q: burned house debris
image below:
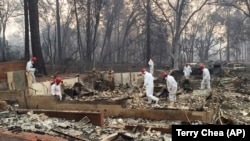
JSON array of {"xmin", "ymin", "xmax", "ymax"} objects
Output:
[{"xmin": 0, "ymin": 61, "xmax": 250, "ymax": 140}]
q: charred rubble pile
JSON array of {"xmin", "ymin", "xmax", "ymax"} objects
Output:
[
  {"xmin": 61, "ymin": 68, "xmax": 250, "ymax": 125},
  {"xmin": 0, "ymin": 109, "xmax": 179, "ymax": 141}
]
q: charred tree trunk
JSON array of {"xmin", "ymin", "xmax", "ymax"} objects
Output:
[
  {"xmin": 2, "ymin": 23, "xmax": 6, "ymax": 61},
  {"xmin": 86, "ymin": 0, "xmax": 92, "ymax": 67},
  {"xmin": 56, "ymin": 0, "xmax": 62, "ymax": 64},
  {"xmin": 74, "ymin": 0, "xmax": 83, "ymax": 72},
  {"xmin": 24, "ymin": 0, "xmax": 30, "ymax": 61},
  {"xmin": 146, "ymin": 0, "xmax": 151, "ymax": 66},
  {"xmin": 92, "ymin": 0, "xmax": 103, "ymax": 68},
  {"xmin": 28, "ymin": 0, "xmax": 47, "ymax": 75}
]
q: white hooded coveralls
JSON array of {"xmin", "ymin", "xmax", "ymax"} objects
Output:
[
  {"xmin": 143, "ymin": 71, "xmax": 159, "ymax": 103},
  {"xmin": 201, "ymin": 68, "xmax": 211, "ymax": 90},
  {"xmin": 148, "ymin": 59, "xmax": 154, "ymax": 75},
  {"xmin": 183, "ymin": 65, "xmax": 192, "ymax": 79},
  {"xmin": 26, "ymin": 60, "xmax": 36, "ymax": 83},
  {"xmin": 51, "ymin": 83, "xmax": 62, "ymax": 100},
  {"xmin": 166, "ymin": 75, "xmax": 178, "ymax": 102}
]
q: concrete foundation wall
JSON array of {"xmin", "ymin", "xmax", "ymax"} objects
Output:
[{"xmin": 0, "ymin": 92, "xmax": 214, "ymax": 123}]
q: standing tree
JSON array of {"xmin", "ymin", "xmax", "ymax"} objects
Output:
[
  {"xmin": 24, "ymin": 0, "xmax": 30, "ymax": 61},
  {"xmin": 219, "ymin": 0, "xmax": 250, "ymax": 61},
  {"xmin": 56, "ymin": 0, "xmax": 62, "ymax": 64},
  {"xmin": 0, "ymin": 0, "xmax": 19, "ymax": 61},
  {"xmin": 146, "ymin": 0, "xmax": 151, "ymax": 66},
  {"xmin": 92, "ymin": 0, "xmax": 106, "ymax": 68},
  {"xmin": 221, "ymin": 0, "xmax": 250, "ymax": 18},
  {"xmin": 100, "ymin": 0, "xmax": 120, "ymax": 63},
  {"xmin": 28, "ymin": 0, "xmax": 47, "ymax": 75},
  {"xmin": 86, "ymin": 0, "xmax": 92, "ymax": 66},
  {"xmin": 73, "ymin": 0, "xmax": 84, "ymax": 71},
  {"xmin": 154, "ymin": 0, "xmax": 208, "ymax": 69},
  {"xmin": 119, "ymin": 1, "xmax": 142, "ymax": 63}
]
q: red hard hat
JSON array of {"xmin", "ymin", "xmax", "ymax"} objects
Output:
[
  {"xmin": 141, "ymin": 68, "xmax": 147, "ymax": 74},
  {"xmin": 199, "ymin": 64, "xmax": 204, "ymax": 70},
  {"xmin": 162, "ymin": 72, "xmax": 168, "ymax": 78},
  {"xmin": 32, "ymin": 57, "xmax": 37, "ymax": 62},
  {"xmin": 185, "ymin": 63, "xmax": 188, "ymax": 66},
  {"xmin": 55, "ymin": 77, "xmax": 62, "ymax": 83}
]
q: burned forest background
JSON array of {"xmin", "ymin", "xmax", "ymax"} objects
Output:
[{"xmin": 1, "ymin": 0, "xmax": 250, "ymax": 74}]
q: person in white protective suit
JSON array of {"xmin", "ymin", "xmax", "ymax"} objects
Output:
[
  {"xmin": 148, "ymin": 55, "xmax": 154, "ymax": 76},
  {"xmin": 26, "ymin": 57, "xmax": 37, "ymax": 83},
  {"xmin": 162, "ymin": 71, "xmax": 178, "ymax": 107},
  {"xmin": 51, "ymin": 77, "xmax": 63, "ymax": 101},
  {"xmin": 183, "ymin": 63, "xmax": 192, "ymax": 80},
  {"xmin": 199, "ymin": 64, "xmax": 211, "ymax": 90},
  {"xmin": 141, "ymin": 68, "xmax": 159, "ymax": 106}
]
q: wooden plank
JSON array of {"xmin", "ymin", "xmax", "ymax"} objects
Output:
[{"xmin": 16, "ymin": 109, "xmax": 104, "ymax": 127}]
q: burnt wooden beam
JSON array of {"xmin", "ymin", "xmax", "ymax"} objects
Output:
[{"xmin": 16, "ymin": 109, "xmax": 104, "ymax": 127}]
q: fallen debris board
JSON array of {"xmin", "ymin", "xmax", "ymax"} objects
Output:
[
  {"xmin": 16, "ymin": 109, "xmax": 104, "ymax": 127},
  {"xmin": 0, "ymin": 128, "xmax": 67, "ymax": 141}
]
